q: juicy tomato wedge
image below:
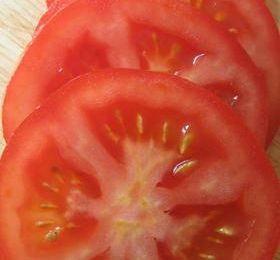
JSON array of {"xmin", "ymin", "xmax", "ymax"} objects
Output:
[
  {"xmin": 0, "ymin": 70, "xmax": 279, "ymax": 260},
  {"xmin": 43, "ymin": 0, "xmax": 280, "ymax": 144},
  {"xmin": 3, "ymin": 0, "xmax": 268, "ymax": 145}
]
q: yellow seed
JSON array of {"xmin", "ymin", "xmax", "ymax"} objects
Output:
[
  {"xmin": 35, "ymin": 220, "xmax": 54, "ymax": 227},
  {"xmin": 119, "ymin": 195, "xmax": 131, "ymax": 205},
  {"xmin": 173, "ymin": 160, "xmax": 197, "ymax": 175},
  {"xmin": 115, "ymin": 110, "xmax": 125, "ymax": 128},
  {"xmin": 162, "ymin": 121, "xmax": 169, "ymax": 143},
  {"xmin": 169, "ymin": 43, "xmax": 181, "ymax": 59},
  {"xmin": 40, "ymin": 203, "xmax": 58, "ymax": 209},
  {"xmin": 228, "ymin": 27, "xmax": 239, "ymax": 34},
  {"xmin": 45, "ymin": 226, "xmax": 62, "ymax": 242},
  {"xmin": 195, "ymin": 0, "xmax": 204, "ymax": 9},
  {"xmin": 215, "ymin": 226, "xmax": 235, "ymax": 236},
  {"xmin": 42, "ymin": 182, "xmax": 59, "ymax": 193},
  {"xmin": 140, "ymin": 198, "xmax": 149, "ymax": 208},
  {"xmin": 214, "ymin": 11, "xmax": 227, "ymax": 22},
  {"xmin": 104, "ymin": 124, "xmax": 120, "ymax": 143},
  {"xmin": 152, "ymin": 33, "xmax": 160, "ymax": 55},
  {"xmin": 179, "ymin": 133, "xmax": 193, "ymax": 154},
  {"xmin": 199, "ymin": 253, "xmax": 216, "ymax": 259},
  {"xmin": 71, "ymin": 175, "xmax": 82, "ymax": 185},
  {"xmin": 136, "ymin": 113, "xmax": 144, "ymax": 134},
  {"xmin": 206, "ymin": 236, "xmax": 224, "ymax": 244},
  {"xmin": 54, "ymin": 172, "xmax": 65, "ymax": 184}
]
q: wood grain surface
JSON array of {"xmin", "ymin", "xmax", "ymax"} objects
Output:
[{"xmin": 0, "ymin": 0, "xmax": 279, "ymax": 258}]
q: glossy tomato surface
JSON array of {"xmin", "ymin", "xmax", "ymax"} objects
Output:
[
  {"xmin": 0, "ymin": 70, "xmax": 279, "ymax": 260},
  {"xmin": 3, "ymin": 0, "xmax": 267, "ymax": 145},
  {"xmin": 44, "ymin": 0, "xmax": 280, "ymax": 143}
]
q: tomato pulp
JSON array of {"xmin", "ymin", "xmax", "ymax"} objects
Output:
[
  {"xmin": 44, "ymin": 0, "xmax": 280, "ymax": 143},
  {"xmin": 0, "ymin": 70, "xmax": 279, "ymax": 259},
  {"xmin": 3, "ymin": 0, "xmax": 267, "ymax": 145}
]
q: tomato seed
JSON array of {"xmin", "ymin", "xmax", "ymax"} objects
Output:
[{"xmin": 42, "ymin": 182, "xmax": 59, "ymax": 193}]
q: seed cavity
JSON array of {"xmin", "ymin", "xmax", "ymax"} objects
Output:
[
  {"xmin": 45, "ymin": 226, "xmax": 63, "ymax": 242},
  {"xmin": 162, "ymin": 121, "xmax": 169, "ymax": 143},
  {"xmin": 215, "ymin": 226, "xmax": 234, "ymax": 236},
  {"xmin": 35, "ymin": 220, "xmax": 55, "ymax": 227},
  {"xmin": 136, "ymin": 113, "xmax": 144, "ymax": 134},
  {"xmin": 199, "ymin": 253, "xmax": 216, "ymax": 259},
  {"xmin": 42, "ymin": 182, "xmax": 59, "ymax": 193},
  {"xmin": 173, "ymin": 160, "xmax": 197, "ymax": 175}
]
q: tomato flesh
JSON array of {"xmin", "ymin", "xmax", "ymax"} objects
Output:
[
  {"xmin": 3, "ymin": 0, "xmax": 268, "ymax": 145},
  {"xmin": 44, "ymin": 0, "xmax": 280, "ymax": 143},
  {"xmin": 0, "ymin": 70, "xmax": 279, "ymax": 259}
]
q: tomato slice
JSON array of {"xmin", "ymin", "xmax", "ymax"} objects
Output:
[
  {"xmin": 47, "ymin": 0, "xmax": 55, "ymax": 7},
  {"xmin": 43, "ymin": 0, "xmax": 280, "ymax": 144},
  {"xmin": 0, "ymin": 70, "xmax": 279, "ymax": 259},
  {"xmin": 3, "ymin": 0, "xmax": 268, "ymax": 145}
]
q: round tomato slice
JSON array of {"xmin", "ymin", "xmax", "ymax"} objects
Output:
[
  {"xmin": 0, "ymin": 70, "xmax": 279, "ymax": 260},
  {"xmin": 3, "ymin": 0, "xmax": 268, "ymax": 145}
]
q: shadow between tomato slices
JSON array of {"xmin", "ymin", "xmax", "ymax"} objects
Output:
[
  {"xmin": 0, "ymin": 70, "xmax": 279, "ymax": 260},
  {"xmin": 3, "ymin": 0, "xmax": 268, "ymax": 145}
]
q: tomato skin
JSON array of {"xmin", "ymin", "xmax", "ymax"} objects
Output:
[
  {"xmin": 0, "ymin": 70, "xmax": 279, "ymax": 259},
  {"xmin": 189, "ymin": 0, "xmax": 280, "ymax": 144},
  {"xmin": 3, "ymin": 0, "xmax": 268, "ymax": 146},
  {"xmin": 234, "ymin": 0, "xmax": 280, "ymax": 143},
  {"xmin": 42, "ymin": 0, "xmax": 280, "ymax": 144}
]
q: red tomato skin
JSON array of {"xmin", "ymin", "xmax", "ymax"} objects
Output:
[
  {"xmin": 41, "ymin": 0, "xmax": 280, "ymax": 144},
  {"xmin": 3, "ymin": 0, "xmax": 269, "ymax": 146},
  {"xmin": 193, "ymin": 0, "xmax": 280, "ymax": 144},
  {"xmin": 0, "ymin": 70, "xmax": 280, "ymax": 260},
  {"xmin": 230, "ymin": 0, "xmax": 280, "ymax": 143}
]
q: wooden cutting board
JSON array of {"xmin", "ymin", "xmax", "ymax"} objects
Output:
[{"xmin": 1, "ymin": 0, "xmax": 279, "ymax": 175}]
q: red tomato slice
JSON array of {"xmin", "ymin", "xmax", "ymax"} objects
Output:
[
  {"xmin": 3, "ymin": 0, "xmax": 268, "ymax": 145},
  {"xmin": 43, "ymin": 0, "xmax": 280, "ymax": 144},
  {"xmin": 0, "ymin": 70, "xmax": 279, "ymax": 259},
  {"xmin": 47, "ymin": 0, "xmax": 55, "ymax": 7}
]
